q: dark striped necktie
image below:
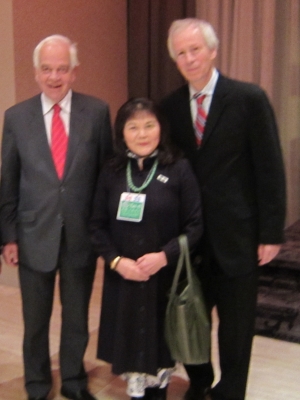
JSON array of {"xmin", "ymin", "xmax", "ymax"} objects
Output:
[{"xmin": 194, "ymin": 93, "xmax": 207, "ymax": 146}]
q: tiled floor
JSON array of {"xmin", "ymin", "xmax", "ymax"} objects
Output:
[{"xmin": 0, "ymin": 263, "xmax": 300, "ymax": 400}]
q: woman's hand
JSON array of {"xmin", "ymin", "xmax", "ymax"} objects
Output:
[
  {"xmin": 136, "ymin": 251, "xmax": 167, "ymax": 276},
  {"xmin": 115, "ymin": 257, "xmax": 150, "ymax": 281}
]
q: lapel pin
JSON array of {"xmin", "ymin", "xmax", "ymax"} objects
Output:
[{"xmin": 157, "ymin": 174, "xmax": 169, "ymax": 183}]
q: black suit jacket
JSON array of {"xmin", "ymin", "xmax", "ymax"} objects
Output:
[
  {"xmin": 0, "ymin": 91, "xmax": 112, "ymax": 272},
  {"xmin": 161, "ymin": 74, "xmax": 286, "ymax": 276}
]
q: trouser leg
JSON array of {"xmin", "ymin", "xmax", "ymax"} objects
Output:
[
  {"xmin": 211, "ymin": 270, "xmax": 258, "ymax": 400},
  {"xmin": 184, "ymin": 363, "xmax": 214, "ymax": 390},
  {"xmin": 19, "ymin": 264, "xmax": 56, "ymax": 398},
  {"xmin": 59, "ymin": 258, "xmax": 96, "ymax": 391},
  {"xmin": 184, "ymin": 256, "xmax": 258, "ymax": 400}
]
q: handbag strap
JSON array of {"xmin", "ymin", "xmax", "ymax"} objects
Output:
[{"xmin": 169, "ymin": 235, "xmax": 194, "ymax": 299}]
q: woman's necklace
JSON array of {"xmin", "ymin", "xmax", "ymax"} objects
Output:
[{"xmin": 126, "ymin": 158, "xmax": 158, "ymax": 193}]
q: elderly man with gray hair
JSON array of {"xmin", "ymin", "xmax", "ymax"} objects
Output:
[{"xmin": 0, "ymin": 35, "xmax": 112, "ymax": 400}]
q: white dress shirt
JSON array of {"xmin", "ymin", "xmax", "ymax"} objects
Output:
[
  {"xmin": 41, "ymin": 89, "xmax": 72, "ymax": 144},
  {"xmin": 189, "ymin": 68, "xmax": 219, "ymax": 123}
]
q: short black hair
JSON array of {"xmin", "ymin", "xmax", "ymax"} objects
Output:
[{"xmin": 111, "ymin": 97, "xmax": 181, "ymax": 170}]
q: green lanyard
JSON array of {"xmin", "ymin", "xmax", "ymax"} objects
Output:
[{"xmin": 126, "ymin": 159, "xmax": 158, "ymax": 193}]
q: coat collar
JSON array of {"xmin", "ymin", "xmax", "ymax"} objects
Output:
[
  {"xmin": 200, "ymin": 74, "xmax": 231, "ymax": 148},
  {"xmin": 63, "ymin": 92, "xmax": 87, "ymax": 179}
]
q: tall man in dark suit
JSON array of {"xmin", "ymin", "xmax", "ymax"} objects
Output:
[
  {"xmin": 0, "ymin": 35, "xmax": 112, "ymax": 400},
  {"xmin": 161, "ymin": 19, "xmax": 286, "ymax": 400}
]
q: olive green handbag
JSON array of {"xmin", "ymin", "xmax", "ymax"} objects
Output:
[{"xmin": 165, "ymin": 235, "xmax": 211, "ymax": 364}]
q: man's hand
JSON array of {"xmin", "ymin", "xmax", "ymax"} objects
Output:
[
  {"xmin": 257, "ymin": 244, "xmax": 281, "ymax": 266},
  {"xmin": 2, "ymin": 243, "xmax": 19, "ymax": 267},
  {"xmin": 136, "ymin": 251, "xmax": 167, "ymax": 276}
]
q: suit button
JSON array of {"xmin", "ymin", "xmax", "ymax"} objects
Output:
[{"xmin": 60, "ymin": 186, "xmax": 65, "ymax": 193}]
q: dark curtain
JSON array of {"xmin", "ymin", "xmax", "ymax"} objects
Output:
[{"xmin": 127, "ymin": 0, "xmax": 196, "ymax": 101}]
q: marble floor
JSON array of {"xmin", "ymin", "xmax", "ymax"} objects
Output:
[{"xmin": 0, "ymin": 262, "xmax": 300, "ymax": 400}]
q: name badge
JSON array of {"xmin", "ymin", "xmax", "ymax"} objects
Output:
[{"xmin": 117, "ymin": 192, "xmax": 146, "ymax": 222}]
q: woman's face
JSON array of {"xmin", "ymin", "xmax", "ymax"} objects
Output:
[{"xmin": 123, "ymin": 110, "xmax": 161, "ymax": 158}]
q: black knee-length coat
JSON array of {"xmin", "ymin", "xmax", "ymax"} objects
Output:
[{"xmin": 89, "ymin": 156, "xmax": 202, "ymax": 375}]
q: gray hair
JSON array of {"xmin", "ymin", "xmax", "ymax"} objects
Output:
[
  {"xmin": 33, "ymin": 34, "xmax": 79, "ymax": 69},
  {"xmin": 167, "ymin": 18, "xmax": 219, "ymax": 60}
]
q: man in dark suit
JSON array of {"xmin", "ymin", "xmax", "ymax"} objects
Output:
[
  {"xmin": 0, "ymin": 35, "xmax": 112, "ymax": 400},
  {"xmin": 161, "ymin": 19, "xmax": 286, "ymax": 400}
]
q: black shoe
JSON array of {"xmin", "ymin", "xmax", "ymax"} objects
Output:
[
  {"xmin": 61, "ymin": 388, "xmax": 96, "ymax": 400},
  {"xmin": 184, "ymin": 386, "xmax": 211, "ymax": 400},
  {"xmin": 28, "ymin": 397, "xmax": 48, "ymax": 400},
  {"xmin": 209, "ymin": 393, "xmax": 239, "ymax": 400},
  {"xmin": 145, "ymin": 387, "xmax": 167, "ymax": 400}
]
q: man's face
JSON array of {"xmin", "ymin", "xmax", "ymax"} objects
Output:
[
  {"xmin": 35, "ymin": 41, "xmax": 76, "ymax": 103},
  {"xmin": 172, "ymin": 26, "xmax": 217, "ymax": 91}
]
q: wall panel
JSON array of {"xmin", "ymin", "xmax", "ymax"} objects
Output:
[{"xmin": 12, "ymin": 0, "xmax": 127, "ymax": 118}]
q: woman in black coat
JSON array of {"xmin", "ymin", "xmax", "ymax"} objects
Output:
[{"xmin": 89, "ymin": 98, "xmax": 202, "ymax": 400}]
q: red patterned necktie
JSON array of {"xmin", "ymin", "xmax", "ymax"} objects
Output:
[
  {"xmin": 194, "ymin": 93, "xmax": 207, "ymax": 146},
  {"xmin": 51, "ymin": 104, "xmax": 68, "ymax": 179}
]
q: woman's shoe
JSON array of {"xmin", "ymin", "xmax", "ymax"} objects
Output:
[{"xmin": 144, "ymin": 386, "xmax": 167, "ymax": 400}]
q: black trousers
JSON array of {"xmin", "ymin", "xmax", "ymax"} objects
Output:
[
  {"xmin": 185, "ymin": 262, "xmax": 258, "ymax": 400},
  {"xmin": 18, "ymin": 234, "xmax": 96, "ymax": 398}
]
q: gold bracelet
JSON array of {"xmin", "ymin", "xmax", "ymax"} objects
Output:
[{"xmin": 110, "ymin": 256, "xmax": 123, "ymax": 270}]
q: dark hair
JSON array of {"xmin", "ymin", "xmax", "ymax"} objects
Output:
[{"xmin": 110, "ymin": 97, "xmax": 181, "ymax": 170}]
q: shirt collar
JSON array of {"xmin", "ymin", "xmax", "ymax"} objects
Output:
[
  {"xmin": 41, "ymin": 89, "xmax": 72, "ymax": 115},
  {"xmin": 189, "ymin": 68, "xmax": 219, "ymax": 100},
  {"xmin": 127, "ymin": 149, "xmax": 158, "ymax": 160}
]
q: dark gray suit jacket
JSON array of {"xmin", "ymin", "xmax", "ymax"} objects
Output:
[
  {"xmin": 161, "ymin": 74, "xmax": 286, "ymax": 276},
  {"xmin": 0, "ymin": 91, "xmax": 112, "ymax": 272}
]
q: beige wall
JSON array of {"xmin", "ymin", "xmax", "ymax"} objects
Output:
[
  {"xmin": 12, "ymin": 0, "xmax": 128, "ymax": 118},
  {"xmin": 0, "ymin": 0, "xmax": 128, "ymax": 286},
  {"xmin": 0, "ymin": 0, "xmax": 16, "ymax": 135},
  {"xmin": 0, "ymin": 0, "xmax": 16, "ymax": 286}
]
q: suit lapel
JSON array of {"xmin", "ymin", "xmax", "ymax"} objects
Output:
[
  {"xmin": 176, "ymin": 79, "xmax": 230, "ymax": 151},
  {"xmin": 28, "ymin": 96, "xmax": 58, "ymax": 176},
  {"xmin": 63, "ymin": 92, "xmax": 85, "ymax": 178},
  {"xmin": 201, "ymin": 74, "xmax": 230, "ymax": 147},
  {"xmin": 179, "ymin": 85, "xmax": 198, "ymax": 149}
]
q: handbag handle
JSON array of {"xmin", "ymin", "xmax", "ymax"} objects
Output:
[{"xmin": 169, "ymin": 235, "xmax": 195, "ymax": 299}]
